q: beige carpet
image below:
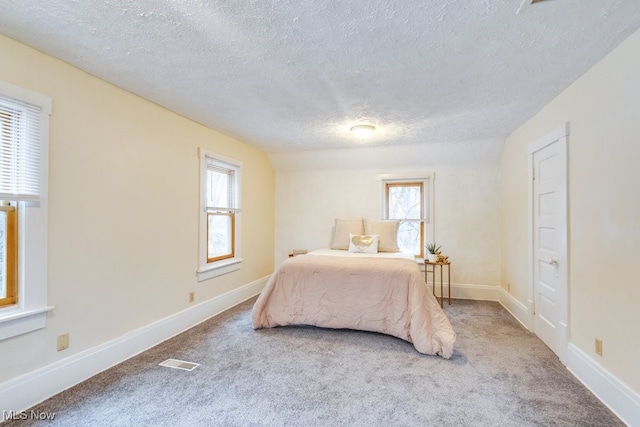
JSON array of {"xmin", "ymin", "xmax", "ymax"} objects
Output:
[{"xmin": 5, "ymin": 298, "xmax": 623, "ymax": 426}]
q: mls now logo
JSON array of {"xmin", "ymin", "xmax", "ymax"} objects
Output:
[{"xmin": 3, "ymin": 410, "xmax": 56, "ymax": 421}]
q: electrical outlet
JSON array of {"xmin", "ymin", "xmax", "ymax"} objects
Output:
[
  {"xmin": 189, "ymin": 291, "xmax": 195, "ymax": 303},
  {"xmin": 57, "ymin": 333, "xmax": 69, "ymax": 351},
  {"xmin": 595, "ymin": 338, "xmax": 603, "ymax": 356}
]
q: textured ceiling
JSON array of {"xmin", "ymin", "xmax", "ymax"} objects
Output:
[{"xmin": 1, "ymin": 0, "xmax": 640, "ymax": 153}]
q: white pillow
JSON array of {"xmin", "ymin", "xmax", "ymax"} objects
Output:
[
  {"xmin": 331, "ymin": 218, "xmax": 364, "ymax": 250},
  {"xmin": 348, "ymin": 233, "xmax": 379, "ymax": 254},
  {"xmin": 363, "ymin": 218, "xmax": 400, "ymax": 252}
]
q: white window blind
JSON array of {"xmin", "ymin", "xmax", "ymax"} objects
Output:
[
  {"xmin": 0, "ymin": 95, "xmax": 42, "ymax": 201},
  {"xmin": 205, "ymin": 158, "xmax": 239, "ymax": 213}
]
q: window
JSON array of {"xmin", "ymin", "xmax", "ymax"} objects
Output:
[
  {"xmin": 0, "ymin": 81, "xmax": 51, "ymax": 340},
  {"xmin": 206, "ymin": 161, "xmax": 236, "ymax": 262},
  {"xmin": 380, "ymin": 174, "xmax": 432, "ymax": 258},
  {"xmin": 0, "ymin": 203, "xmax": 18, "ymax": 307},
  {"xmin": 198, "ymin": 149, "xmax": 242, "ymax": 281}
]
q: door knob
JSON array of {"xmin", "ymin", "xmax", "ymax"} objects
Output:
[{"xmin": 549, "ymin": 258, "xmax": 559, "ymax": 267}]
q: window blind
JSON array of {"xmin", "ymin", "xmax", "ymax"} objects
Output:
[
  {"xmin": 0, "ymin": 95, "xmax": 42, "ymax": 201},
  {"xmin": 205, "ymin": 157, "xmax": 239, "ymax": 212}
]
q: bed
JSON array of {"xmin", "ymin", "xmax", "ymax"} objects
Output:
[{"xmin": 252, "ymin": 218, "xmax": 456, "ymax": 359}]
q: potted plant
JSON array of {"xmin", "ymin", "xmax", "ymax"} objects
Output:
[{"xmin": 426, "ymin": 243, "xmax": 441, "ymax": 262}]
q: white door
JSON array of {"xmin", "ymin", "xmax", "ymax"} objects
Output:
[{"xmin": 528, "ymin": 124, "xmax": 568, "ymax": 363}]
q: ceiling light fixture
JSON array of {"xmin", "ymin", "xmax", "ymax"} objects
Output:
[{"xmin": 350, "ymin": 124, "xmax": 376, "ymax": 139}]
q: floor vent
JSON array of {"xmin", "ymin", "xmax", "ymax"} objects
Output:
[{"xmin": 159, "ymin": 359, "xmax": 200, "ymax": 371}]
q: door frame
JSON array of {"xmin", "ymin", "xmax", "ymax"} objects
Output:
[{"xmin": 527, "ymin": 122, "xmax": 569, "ymax": 364}]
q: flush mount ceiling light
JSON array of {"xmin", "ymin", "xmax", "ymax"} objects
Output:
[{"xmin": 350, "ymin": 124, "xmax": 376, "ymax": 139}]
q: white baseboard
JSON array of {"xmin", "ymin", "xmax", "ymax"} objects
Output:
[
  {"xmin": 567, "ymin": 343, "xmax": 640, "ymax": 427},
  {"xmin": 0, "ymin": 276, "xmax": 269, "ymax": 414},
  {"xmin": 498, "ymin": 287, "xmax": 532, "ymax": 330},
  {"xmin": 431, "ymin": 282, "xmax": 499, "ymax": 301}
]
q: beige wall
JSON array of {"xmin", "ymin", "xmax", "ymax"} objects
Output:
[
  {"xmin": 0, "ymin": 34, "xmax": 275, "ymax": 383},
  {"xmin": 270, "ymin": 139, "xmax": 503, "ymax": 288},
  {"xmin": 501, "ymin": 28, "xmax": 640, "ymax": 393}
]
